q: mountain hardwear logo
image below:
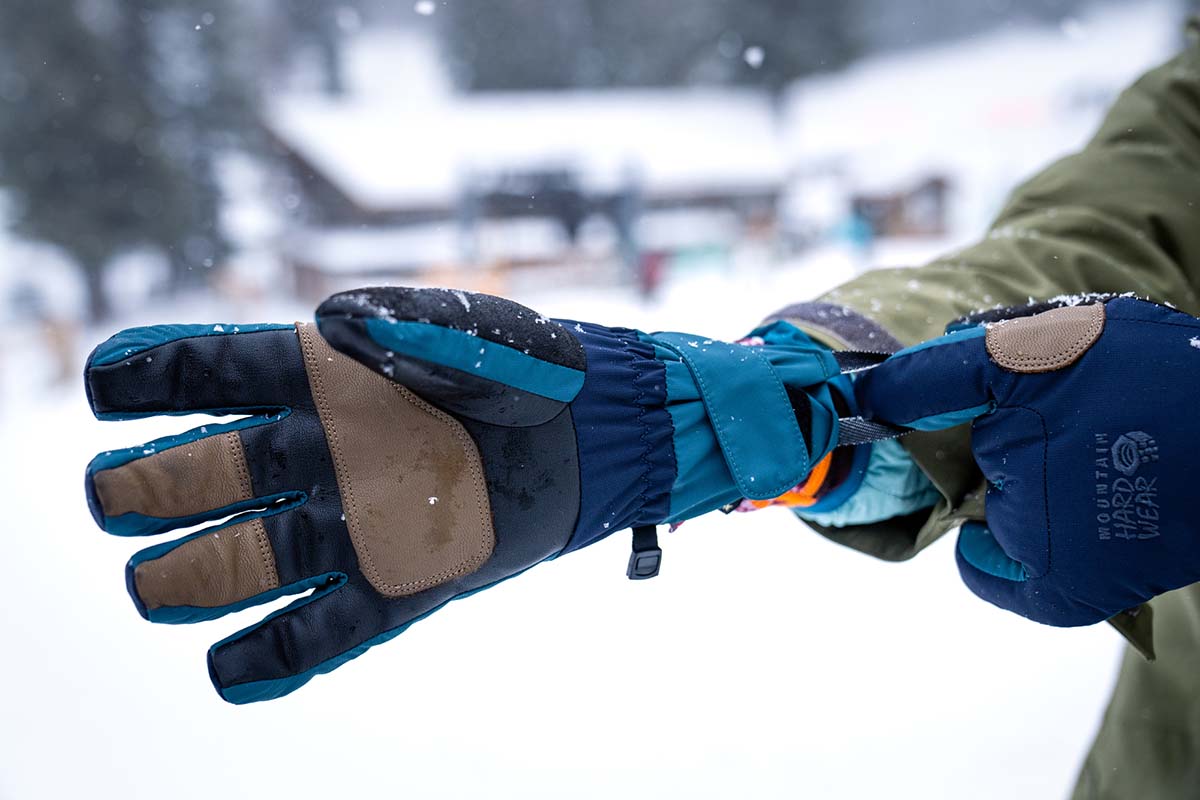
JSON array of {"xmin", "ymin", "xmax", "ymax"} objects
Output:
[
  {"xmin": 1111, "ymin": 432, "xmax": 1158, "ymax": 477},
  {"xmin": 1094, "ymin": 431, "xmax": 1161, "ymax": 541}
]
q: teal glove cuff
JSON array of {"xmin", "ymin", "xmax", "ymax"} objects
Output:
[
  {"xmin": 653, "ymin": 330, "xmax": 823, "ymax": 499},
  {"xmin": 645, "ymin": 321, "xmax": 846, "ymax": 522}
]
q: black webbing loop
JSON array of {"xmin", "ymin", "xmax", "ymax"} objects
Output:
[
  {"xmin": 627, "ymin": 525, "xmax": 662, "ymax": 580},
  {"xmin": 836, "ymin": 416, "xmax": 910, "ymax": 447},
  {"xmin": 829, "ymin": 350, "xmax": 911, "ymax": 447},
  {"xmin": 832, "ymin": 350, "xmax": 891, "ymax": 374}
]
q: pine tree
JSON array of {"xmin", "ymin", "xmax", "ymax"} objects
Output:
[
  {"xmin": 436, "ymin": 0, "xmax": 862, "ymax": 92},
  {"xmin": 0, "ymin": 1, "xmax": 253, "ymax": 321}
]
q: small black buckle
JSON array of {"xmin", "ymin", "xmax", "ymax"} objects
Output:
[{"xmin": 627, "ymin": 525, "xmax": 661, "ymax": 580}]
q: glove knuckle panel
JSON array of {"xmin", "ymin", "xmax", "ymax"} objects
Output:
[{"xmin": 985, "ymin": 303, "xmax": 1105, "ymax": 374}]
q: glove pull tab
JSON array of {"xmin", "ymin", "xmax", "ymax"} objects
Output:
[{"xmin": 626, "ymin": 525, "xmax": 662, "ymax": 580}]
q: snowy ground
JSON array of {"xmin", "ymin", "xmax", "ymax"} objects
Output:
[{"xmin": 0, "ymin": 244, "xmax": 1122, "ymax": 800}]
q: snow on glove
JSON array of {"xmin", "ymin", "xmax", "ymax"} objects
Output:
[
  {"xmin": 855, "ymin": 295, "xmax": 1200, "ymax": 627},
  {"xmin": 84, "ymin": 286, "xmax": 856, "ymax": 703}
]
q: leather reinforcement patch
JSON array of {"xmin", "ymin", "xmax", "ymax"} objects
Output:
[
  {"xmin": 985, "ymin": 303, "xmax": 1105, "ymax": 374},
  {"xmin": 93, "ymin": 431, "xmax": 253, "ymax": 520},
  {"xmin": 134, "ymin": 517, "xmax": 279, "ymax": 610},
  {"xmin": 296, "ymin": 323, "xmax": 495, "ymax": 598}
]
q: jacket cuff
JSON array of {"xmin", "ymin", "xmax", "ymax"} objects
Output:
[
  {"xmin": 764, "ymin": 300, "xmax": 983, "ymax": 562},
  {"xmin": 763, "ymin": 301, "xmax": 905, "ymax": 354}
]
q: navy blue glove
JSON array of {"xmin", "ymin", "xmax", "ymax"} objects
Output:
[
  {"xmin": 855, "ymin": 296, "xmax": 1200, "ymax": 626},
  {"xmin": 85, "ymin": 286, "xmax": 857, "ymax": 702}
]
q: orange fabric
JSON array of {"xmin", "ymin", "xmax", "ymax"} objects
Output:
[{"xmin": 743, "ymin": 451, "xmax": 833, "ymax": 510}]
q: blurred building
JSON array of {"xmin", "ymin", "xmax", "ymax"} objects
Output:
[{"xmin": 263, "ymin": 31, "xmax": 786, "ymax": 298}]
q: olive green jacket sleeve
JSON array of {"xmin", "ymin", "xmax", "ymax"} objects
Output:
[
  {"xmin": 835, "ymin": 19, "xmax": 1200, "ymax": 346},
  {"xmin": 769, "ymin": 25, "xmax": 1200, "ymax": 651}
]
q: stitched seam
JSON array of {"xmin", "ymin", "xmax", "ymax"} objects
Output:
[
  {"xmin": 226, "ymin": 431, "xmax": 254, "ymax": 503},
  {"xmin": 380, "ymin": 382, "xmax": 493, "ymax": 591},
  {"xmin": 251, "ymin": 517, "xmax": 280, "ymax": 591},
  {"xmin": 302, "ymin": 326, "xmax": 372, "ymax": 588},
  {"xmin": 1035, "ymin": 404, "xmax": 1052, "ymax": 581},
  {"xmin": 627, "ymin": 338, "xmax": 654, "ymax": 521},
  {"xmin": 298, "ymin": 324, "xmax": 493, "ymax": 597},
  {"xmin": 681, "ymin": 342, "xmax": 805, "ymax": 498},
  {"xmin": 997, "ymin": 404, "xmax": 1052, "ymax": 582},
  {"xmin": 227, "ymin": 433, "xmax": 279, "ymax": 591},
  {"xmin": 300, "ymin": 327, "xmax": 382, "ymax": 590},
  {"xmin": 1106, "ymin": 315, "xmax": 1200, "ymax": 332},
  {"xmin": 987, "ymin": 313, "xmax": 1103, "ymax": 370}
]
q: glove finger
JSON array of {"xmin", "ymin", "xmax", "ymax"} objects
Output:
[
  {"xmin": 85, "ymin": 419, "xmax": 295, "ymax": 536},
  {"xmin": 955, "ymin": 522, "xmax": 1110, "ymax": 627},
  {"xmin": 126, "ymin": 514, "xmax": 324, "ymax": 623},
  {"xmin": 969, "ymin": 406, "xmax": 1054, "ymax": 578},
  {"xmin": 206, "ymin": 577, "xmax": 398, "ymax": 704},
  {"xmin": 315, "ymin": 286, "xmax": 586, "ymax": 426},
  {"xmin": 85, "ymin": 324, "xmax": 298, "ymax": 419},
  {"xmin": 855, "ymin": 326, "xmax": 995, "ymax": 432},
  {"xmin": 955, "ymin": 522, "xmax": 1032, "ymax": 615}
]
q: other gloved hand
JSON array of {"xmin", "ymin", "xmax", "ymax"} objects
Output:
[
  {"xmin": 85, "ymin": 286, "xmax": 856, "ymax": 702},
  {"xmin": 855, "ymin": 296, "xmax": 1200, "ymax": 626}
]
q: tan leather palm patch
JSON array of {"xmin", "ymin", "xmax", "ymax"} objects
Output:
[
  {"xmin": 135, "ymin": 518, "xmax": 279, "ymax": 610},
  {"xmin": 297, "ymin": 324, "xmax": 494, "ymax": 598},
  {"xmin": 986, "ymin": 303, "xmax": 1105, "ymax": 374},
  {"xmin": 93, "ymin": 431, "xmax": 252, "ymax": 520}
]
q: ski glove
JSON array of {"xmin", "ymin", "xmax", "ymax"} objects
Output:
[
  {"xmin": 84, "ymin": 286, "xmax": 856, "ymax": 703},
  {"xmin": 856, "ymin": 296, "xmax": 1200, "ymax": 627}
]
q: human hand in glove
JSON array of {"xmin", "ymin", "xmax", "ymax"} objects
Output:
[
  {"xmin": 856, "ymin": 296, "xmax": 1200, "ymax": 627},
  {"xmin": 84, "ymin": 286, "xmax": 858, "ymax": 703}
]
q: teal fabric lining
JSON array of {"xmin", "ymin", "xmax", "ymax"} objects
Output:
[
  {"xmin": 959, "ymin": 522, "xmax": 1028, "ymax": 582},
  {"xmin": 798, "ymin": 432, "xmax": 873, "ymax": 514},
  {"xmin": 362, "ymin": 318, "xmax": 585, "ymax": 402},
  {"xmin": 796, "ymin": 439, "xmax": 941, "ymax": 527},
  {"xmin": 903, "ymin": 401, "xmax": 994, "ymax": 431},
  {"xmin": 90, "ymin": 323, "xmax": 291, "ymax": 366}
]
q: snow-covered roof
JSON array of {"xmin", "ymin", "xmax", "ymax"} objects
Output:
[
  {"xmin": 266, "ymin": 34, "xmax": 788, "ymax": 214},
  {"xmin": 269, "ymin": 1, "xmax": 1179, "ymax": 228}
]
